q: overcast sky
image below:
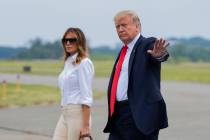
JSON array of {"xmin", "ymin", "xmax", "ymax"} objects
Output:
[{"xmin": 0, "ymin": 0, "xmax": 209, "ymax": 48}]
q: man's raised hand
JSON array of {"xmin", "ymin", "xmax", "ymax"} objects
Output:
[{"xmin": 147, "ymin": 38, "xmax": 170, "ymax": 58}]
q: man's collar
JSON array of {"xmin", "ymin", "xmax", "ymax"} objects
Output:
[{"xmin": 127, "ymin": 33, "xmax": 141, "ymax": 50}]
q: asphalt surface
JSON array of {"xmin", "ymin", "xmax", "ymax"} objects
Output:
[
  {"xmin": 0, "ymin": 74, "xmax": 210, "ymax": 140},
  {"xmin": 0, "ymin": 74, "xmax": 108, "ymax": 91}
]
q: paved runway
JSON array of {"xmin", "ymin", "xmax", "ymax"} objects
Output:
[{"xmin": 0, "ymin": 74, "xmax": 210, "ymax": 140}]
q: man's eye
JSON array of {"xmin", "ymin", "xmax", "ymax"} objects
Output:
[
  {"xmin": 122, "ymin": 24, "xmax": 127, "ymax": 27},
  {"xmin": 116, "ymin": 25, "xmax": 120, "ymax": 29}
]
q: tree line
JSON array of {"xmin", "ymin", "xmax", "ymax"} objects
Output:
[{"xmin": 0, "ymin": 37, "xmax": 210, "ymax": 62}]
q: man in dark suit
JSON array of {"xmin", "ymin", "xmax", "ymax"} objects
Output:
[{"xmin": 103, "ymin": 10, "xmax": 169, "ymax": 140}]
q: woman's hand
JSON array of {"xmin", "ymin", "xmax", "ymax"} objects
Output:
[
  {"xmin": 80, "ymin": 125, "xmax": 90, "ymax": 138},
  {"xmin": 81, "ymin": 104, "xmax": 91, "ymax": 139}
]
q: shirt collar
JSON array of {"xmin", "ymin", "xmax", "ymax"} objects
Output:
[
  {"xmin": 67, "ymin": 52, "xmax": 78, "ymax": 62},
  {"xmin": 127, "ymin": 33, "xmax": 141, "ymax": 51}
]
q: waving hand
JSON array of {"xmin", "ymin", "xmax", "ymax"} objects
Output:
[{"xmin": 147, "ymin": 38, "xmax": 170, "ymax": 58}]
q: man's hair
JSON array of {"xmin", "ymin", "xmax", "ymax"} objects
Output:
[{"xmin": 114, "ymin": 10, "xmax": 141, "ymax": 27}]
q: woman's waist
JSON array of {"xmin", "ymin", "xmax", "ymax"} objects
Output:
[
  {"xmin": 61, "ymin": 90, "xmax": 80, "ymax": 96},
  {"xmin": 61, "ymin": 104, "xmax": 82, "ymax": 110}
]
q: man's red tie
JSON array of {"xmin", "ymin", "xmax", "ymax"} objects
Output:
[{"xmin": 110, "ymin": 45, "xmax": 128, "ymax": 116}]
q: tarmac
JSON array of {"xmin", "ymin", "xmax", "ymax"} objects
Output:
[{"xmin": 0, "ymin": 74, "xmax": 210, "ymax": 140}]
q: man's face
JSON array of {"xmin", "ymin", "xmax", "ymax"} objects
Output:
[{"xmin": 115, "ymin": 15, "xmax": 140, "ymax": 44}]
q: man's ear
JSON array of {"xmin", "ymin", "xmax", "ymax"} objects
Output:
[{"xmin": 136, "ymin": 23, "xmax": 141, "ymax": 32}]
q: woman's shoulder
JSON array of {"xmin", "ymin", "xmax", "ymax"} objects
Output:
[
  {"xmin": 79, "ymin": 57, "xmax": 94, "ymax": 70},
  {"xmin": 81, "ymin": 57, "xmax": 93, "ymax": 65},
  {"xmin": 78, "ymin": 57, "xmax": 94, "ymax": 74}
]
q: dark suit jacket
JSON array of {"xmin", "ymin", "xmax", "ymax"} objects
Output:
[{"xmin": 103, "ymin": 35, "xmax": 169, "ymax": 135}]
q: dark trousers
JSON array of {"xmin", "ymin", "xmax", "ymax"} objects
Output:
[{"xmin": 108, "ymin": 100, "xmax": 159, "ymax": 140}]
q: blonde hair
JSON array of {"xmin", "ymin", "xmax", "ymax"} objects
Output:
[
  {"xmin": 61, "ymin": 27, "xmax": 88, "ymax": 65},
  {"xmin": 114, "ymin": 10, "xmax": 141, "ymax": 28}
]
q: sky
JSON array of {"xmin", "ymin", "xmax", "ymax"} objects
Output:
[{"xmin": 0, "ymin": 0, "xmax": 209, "ymax": 48}]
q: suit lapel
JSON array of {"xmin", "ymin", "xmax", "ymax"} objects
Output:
[{"xmin": 128, "ymin": 35, "xmax": 144, "ymax": 79}]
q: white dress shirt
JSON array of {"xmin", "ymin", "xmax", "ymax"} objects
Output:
[
  {"xmin": 116, "ymin": 33, "xmax": 141, "ymax": 101},
  {"xmin": 58, "ymin": 53, "xmax": 94, "ymax": 107}
]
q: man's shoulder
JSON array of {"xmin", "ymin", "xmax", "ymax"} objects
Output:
[
  {"xmin": 136, "ymin": 36, "xmax": 156, "ymax": 49},
  {"xmin": 142, "ymin": 36, "xmax": 156, "ymax": 44}
]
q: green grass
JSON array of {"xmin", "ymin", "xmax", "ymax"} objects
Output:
[
  {"xmin": 0, "ymin": 83, "xmax": 104, "ymax": 108},
  {"xmin": 0, "ymin": 59, "xmax": 114, "ymax": 77},
  {"xmin": 1, "ymin": 60, "xmax": 210, "ymax": 84},
  {"xmin": 93, "ymin": 60, "xmax": 114, "ymax": 77},
  {"xmin": 0, "ymin": 84, "xmax": 60, "ymax": 108},
  {"xmin": 0, "ymin": 60, "xmax": 63, "ymax": 76},
  {"xmin": 162, "ymin": 63, "xmax": 210, "ymax": 84},
  {"xmin": 94, "ymin": 61, "xmax": 210, "ymax": 84}
]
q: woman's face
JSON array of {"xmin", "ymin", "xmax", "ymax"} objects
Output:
[{"xmin": 62, "ymin": 32, "xmax": 78, "ymax": 55}]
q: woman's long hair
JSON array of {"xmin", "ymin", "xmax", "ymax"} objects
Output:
[{"xmin": 61, "ymin": 27, "xmax": 88, "ymax": 64}]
